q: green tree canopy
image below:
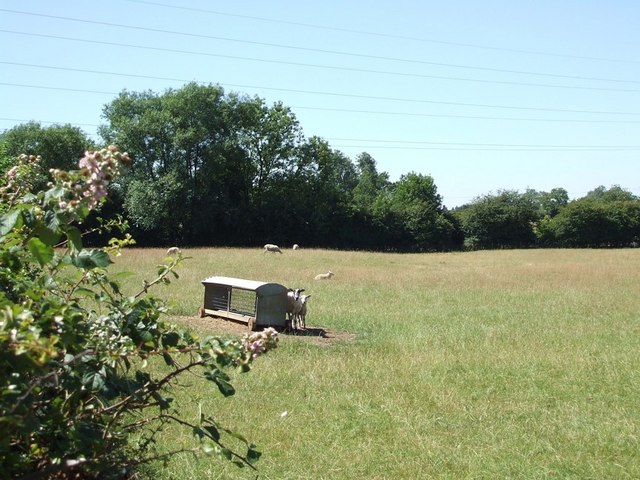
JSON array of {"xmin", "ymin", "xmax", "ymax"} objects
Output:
[
  {"xmin": 537, "ymin": 186, "xmax": 640, "ymax": 247},
  {"xmin": 1, "ymin": 121, "xmax": 95, "ymax": 180},
  {"xmin": 456, "ymin": 190, "xmax": 540, "ymax": 249}
]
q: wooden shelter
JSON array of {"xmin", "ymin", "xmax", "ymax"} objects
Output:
[{"xmin": 199, "ymin": 276, "xmax": 289, "ymax": 330}]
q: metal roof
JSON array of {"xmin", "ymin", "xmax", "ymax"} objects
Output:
[{"xmin": 201, "ymin": 276, "xmax": 284, "ymax": 292}]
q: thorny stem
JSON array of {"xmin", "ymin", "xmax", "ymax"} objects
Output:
[
  {"xmin": 158, "ymin": 413, "xmax": 258, "ymax": 471},
  {"xmin": 99, "ymin": 356, "xmax": 207, "ymax": 417},
  {"xmin": 134, "ymin": 257, "xmax": 180, "ymax": 299}
]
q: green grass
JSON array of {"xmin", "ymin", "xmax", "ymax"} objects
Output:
[{"xmin": 112, "ymin": 248, "xmax": 640, "ymax": 479}]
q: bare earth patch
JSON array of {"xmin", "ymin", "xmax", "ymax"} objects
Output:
[{"xmin": 170, "ymin": 315, "xmax": 356, "ymax": 347}]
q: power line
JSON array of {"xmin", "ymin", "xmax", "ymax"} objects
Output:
[
  {"xmin": 2, "ymin": 8, "xmax": 639, "ymax": 85},
  {"xmin": 0, "ymin": 82, "xmax": 117, "ymax": 96},
  {"xmin": 292, "ymin": 105, "xmax": 640, "ymax": 123},
  {"xmin": 0, "ymin": 117, "xmax": 100, "ymax": 128},
  {"xmin": 4, "ymin": 61, "xmax": 640, "ymax": 116},
  {"xmin": 3, "ymin": 116, "xmax": 640, "ymax": 151},
  {"xmin": 327, "ymin": 137, "xmax": 640, "ymax": 148},
  {"xmin": 122, "ymin": 0, "xmax": 640, "ymax": 65},
  {"xmin": 3, "ymin": 29, "xmax": 640, "ymax": 93},
  {"xmin": 4, "ymin": 81, "xmax": 640, "ymax": 123},
  {"xmin": 332, "ymin": 145, "xmax": 640, "ymax": 152}
]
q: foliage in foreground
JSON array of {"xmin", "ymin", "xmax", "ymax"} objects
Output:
[{"xmin": 0, "ymin": 149, "xmax": 278, "ymax": 478}]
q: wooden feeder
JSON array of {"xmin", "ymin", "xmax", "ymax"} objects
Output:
[{"xmin": 199, "ymin": 276, "xmax": 289, "ymax": 330}]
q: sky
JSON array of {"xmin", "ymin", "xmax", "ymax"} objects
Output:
[{"xmin": 1, "ymin": 0, "xmax": 639, "ymax": 208}]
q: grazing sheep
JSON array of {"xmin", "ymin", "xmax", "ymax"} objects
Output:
[
  {"xmin": 314, "ymin": 271, "xmax": 334, "ymax": 280},
  {"xmin": 166, "ymin": 246, "xmax": 180, "ymax": 256},
  {"xmin": 297, "ymin": 294, "xmax": 311, "ymax": 329},
  {"xmin": 292, "ymin": 244, "xmax": 300, "ymax": 250},
  {"xmin": 286, "ymin": 288, "xmax": 304, "ymax": 328},
  {"xmin": 263, "ymin": 243, "xmax": 282, "ymax": 254}
]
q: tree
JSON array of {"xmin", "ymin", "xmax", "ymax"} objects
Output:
[
  {"xmin": 538, "ymin": 192, "xmax": 640, "ymax": 247},
  {"xmin": 352, "ymin": 152, "xmax": 389, "ymax": 211},
  {"xmin": 293, "ymin": 137, "xmax": 358, "ymax": 247},
  {"xmin": 230, "ymin": 96, "xmax": 305, "ymax": 242},
  {"xmin": 123, "ymin": 170, "xmax": 189, "ymax": 245},
  {"xmin": 539, "ymin": 187, "xmax": 569, "ymax": 217},
  {"xmin": 1, "ymin": 122, "xmax": 95, "ymax": 185},
  {"xmin": 100, "ymin": 84, "xmax": 312, "ymax": 246},
  {"xmin": 380, "ymin": 172, "xmax": 462, "ymax": 251},
  {"xmin": 457, "ymin": 190, "xmax": 540, "ymax": 249},
  {"xmin": 584, "ymin": 185, "xmax": 637, "ymax": 203}
]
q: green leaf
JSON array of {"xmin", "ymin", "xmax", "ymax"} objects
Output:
[
  {"xmin": 108, "ymin": 281, "xmax": 121, "ymax": 295},
  {"xmin": 27, "ymin": 237, "xmax": 54, "ymax": 266},
  {"xmin": 225, "ymin": 429, "xmax": 248, "ymax": 444},
  {"xmin": 161, "ymin": 331, "xmax": 180, "ymax": 348},
  {"xmin": 151, "ymin": 391, "xmax": 172, "ymax": 410},
  {"xmin": 35, "ymin": 224, "xmax": 60, "ymax": 247},
  {"xmin": 201, "ymin": 443, "xmax": 215, "ymax": 455},
  {"xmin": 66, "ymin": 226, "xmax": 83, "ymax": 252},
  {"xmin": 44, "ymin": 185, "xmax": 65, "ymax": 204},
  {"xmin": 220, "ymin": 448, "xmax": 233, "ymax": 461},
  {"xmin": 203, "ymin": 425, "xmax": 220, "ymax": 442},
  {"xmin": 0, "ymin": 209, "xmax": 21, "ymax": 238},
  {"xmin": 82, "ymin": 371, "xmax": 105, "ymax": 391},
  {"xmin": 72, "ymin": 249, "xmax": 113, "ymax": 269},
  {"xmin": 42, "ymin": 210, "xmax": 62, "ymax": 241},
  {"xmin": 161, "ymin": 351, "xmax": 175, "ymax": 366},
  {"xmin": 246, "ymin": 447, "xmax": 262, "ymax": 464},
  {"xmin": 74, "ymin": 287, "xmax": 97, "ymax": 298},
  {"xmin": 114, "ymin": 271, "xmax": 136, "ymax": 280},
  {"xmin": 204, "ymin": 370, "xmax": 236, "ymax": 397}
]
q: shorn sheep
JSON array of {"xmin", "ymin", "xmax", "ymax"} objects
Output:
[
  {"xmin": 263, "ymin": 243, "xmax": 282, "ymax": 254},
  {"xmin": 297, "ymin": 294, "xmax": 311, "ymax": 329},
  {"xmin": 286, "ymin": 288, "xmax": 304, "ymax": 328},
  {"xmin": 314, "ymin": 271, "xmax": 334, "ymax": 280}
]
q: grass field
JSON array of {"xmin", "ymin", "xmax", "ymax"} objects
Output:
[{"xmin": 112, "ymin": 248, "xmax": 640, "ymax": 479}]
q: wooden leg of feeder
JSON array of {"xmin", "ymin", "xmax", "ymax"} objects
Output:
[
  {"xmin": 198, "ymin": 306, "xmax": 205, "ymax": 318},
  {"xmin": 247, "ymin": 317, "xmax": 257, "ymax": 331}
]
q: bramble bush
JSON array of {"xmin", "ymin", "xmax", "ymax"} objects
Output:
[{"xmin": 0, "ymin": 147, "xmax": 278, "ymax": 478}]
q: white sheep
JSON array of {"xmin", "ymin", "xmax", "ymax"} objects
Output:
[
  {"xmin": 314, "ymin": 271, "xmax": 334, "ymax": 280},
  {"xmin": 166, "ymin": 246, "xmax": 180, "ymax": 256},
  {"xmin": 263, "ymin": 243, "xmax": 282, "ymax": 254},
  {"xmin": 286, "ymin": 288, "xmax": 304, "ymax": 328},
  {"xmin": 292, "ymin": 244, "xmax": 300, "ymax": 250},
  {"xmin": 297, "ymin": 294, "xmax": 311, "ymax": 329}
]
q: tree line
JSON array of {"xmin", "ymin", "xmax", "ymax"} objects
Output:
[{"xmin": 2, "ymin": 82, "xmax": 639, "ymax": 250}]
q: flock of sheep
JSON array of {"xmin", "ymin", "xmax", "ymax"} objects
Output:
[{"xmin": 263, "ymin": 243, "xmax": 334, "ymax": 330}]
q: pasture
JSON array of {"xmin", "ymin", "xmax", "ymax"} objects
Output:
[{"xmin": 112, "ymin": 248, "xmax": 640, "ymax": 479}]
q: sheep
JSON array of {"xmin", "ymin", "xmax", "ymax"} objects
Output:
[
  {"xmin": 286, "ymin": 288, "xmax": 304, "ymax": 328},
  {"xmin": 314, "ymin": 271, "xmax": 334, "ymax": 280},
  {"xmin": 297, "ymin": 294, "xmax": 311, "ymax": 329},
  {"xmin": 166, "ymin": 246, "xmax": 180, "ymax": 256},
  {"xmin": 263, "ymin": 243, "xmax": 282, "ymax": 254},
  {"xmin": 292, "ymin": 244, "xmax": 300, "ymax": 250}
]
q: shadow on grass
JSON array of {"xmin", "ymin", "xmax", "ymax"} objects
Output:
[{"xmin": 282, "ymin": 326, "xmax": 328, "ymax": 338}]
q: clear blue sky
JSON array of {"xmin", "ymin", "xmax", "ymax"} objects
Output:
[{"xmin": 1, "ymin": 0, "xmax": 639, "ymax": 208}]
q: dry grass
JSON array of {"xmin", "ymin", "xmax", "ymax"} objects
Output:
[{"xmin": 112, "ymin": 248, "xmax": 640, "ymax": 479}]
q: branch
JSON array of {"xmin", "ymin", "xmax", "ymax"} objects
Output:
[
  {"xmin": 9, "ymin": 349, "xmax": 95, "ymax": 415},
  {"xmin": 134, "ymin": 258, "xmax": 180, "ymax": 299},
  {"xmin": 99, "ymin": 356, "xmax": 206, "ymax": 417},
  {"xmin": 158, "ymin": 414, "xmax": 258, "ymax": 471}
]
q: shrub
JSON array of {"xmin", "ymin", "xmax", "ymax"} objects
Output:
[{"xmin": 0, "ymin": 148, "xmax": 277, "ymax": 478}]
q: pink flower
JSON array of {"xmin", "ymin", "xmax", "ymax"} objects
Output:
[{"xmin": 6, "ymin": 166, "xmax": 18, "ymax": 179}]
